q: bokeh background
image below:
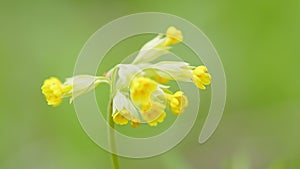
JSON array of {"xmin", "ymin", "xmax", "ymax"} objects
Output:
[{"xmin": 1, "ymin": 0, "xmax": 300, "ymax": 168}]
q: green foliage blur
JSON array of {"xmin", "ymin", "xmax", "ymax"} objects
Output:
[{"xmin": 1, "ymin": 0, "xmax": 299, "ymax": 168}]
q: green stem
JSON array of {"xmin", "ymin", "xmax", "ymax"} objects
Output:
[{"xmin": 108, "ymin": 100, "xmax": 120, "ymax": 169}]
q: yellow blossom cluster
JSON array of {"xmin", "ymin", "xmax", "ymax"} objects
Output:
[{"xmin": 41, "ymin": 26, "xmax": 212, "ymax": 128}]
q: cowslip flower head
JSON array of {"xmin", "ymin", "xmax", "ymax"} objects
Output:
[{"xmin": 42, "ymin": 26, "xmax": 212, "ymax": 128}]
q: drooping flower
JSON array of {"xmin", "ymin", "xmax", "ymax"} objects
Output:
[
  {"xmin": 132, "ymin": 26, "xmax": 182, "ymax": 65},
  {"xmin": 41, "ymin": 75, "xmax": 109, "ymax": 106},
  {"xmin": 166, "ymin": 91, "xmax": 188, "ymax": 115},
  {"xmin": 192, "ymin": 66, "xmax": 211, "ymax": 89},
  {"xmin": 112, "ymin": 91, "xmax": 140, "ymax": 126},
  {"xmin": 41, "ymin": 77, "xmax": 72, "ymax": 106},
  {"xmin": 141, "ymin": 101, "xmax": 166, "ymax": 123},
  {"xmin": 130, "ymin": 77, "xmax": 158, "ymax": 111},
  {"xmin": 113, "ymin": 111, "xmax": 129, "ymax": 125},
  {"xmin": 148, "ymin": 111, "xmax": 166, "ymax": 126},
  {"xmin": 164, "ymin": 26, "xmax": 183, "ymax": 46},
  {"xmin": 113, "ymin": 110, "xmax": 142, "ymax": 127}
]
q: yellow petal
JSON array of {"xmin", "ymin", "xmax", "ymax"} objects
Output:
[
  {"xmin": 113, "ymin": 112, "xmax": 129, "ymax": 125},
  {"xmin": 164, "ymin": 26, "xmax": 183, "ymax": 46}
]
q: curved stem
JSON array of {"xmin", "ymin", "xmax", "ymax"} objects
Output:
[{"xmin": 108, "ymin": 100, "xmax": 120, "ymax": 169}]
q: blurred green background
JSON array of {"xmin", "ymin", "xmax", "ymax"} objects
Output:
[{"xmin": 1, "ymin": 0, "xmax": 300, "ymax": 168}]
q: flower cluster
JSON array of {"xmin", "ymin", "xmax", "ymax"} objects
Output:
[{"xmin": 41, "ymin": 26, "xmax": 211, "ymax": 127}]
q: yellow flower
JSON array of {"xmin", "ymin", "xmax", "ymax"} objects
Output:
[
  {"xmin": 141, "ymin": 101, "xmax": 166, "ymax": 126},
  {"xmin": 42, "ymin": 27, "xmax": 213, "ymax": 130},
  {"xmin": 164, "ymin": 26, "xmax": 183, "ymax": 46},
  {"xmin": 42, "ymin": 75, "xmax": 109, "ymax": 106},
  {"xmin": 41, "ymin": 77, "xmax": 72, "ymax": 107},
  {"xmin": 130, "ymin": 119, "xmax": 141, "ymax": 128},
  {"xmin": 113, "ymin": 110, "xmax": 142, "ymax": 128},
  {"xmin": 167, "ymin": 91, "xmax": 188, "ymax": 115},
  {"xmin": 130, "ymin": 77, "xmax": 157, "ymax": 109},
  {"xmin": 132, "ymin": 27, "xmax": 183, "ymax": 64},
  {"xmin": 148, "ymin": 111, "xmax": 166, "ymax": 126},
  {"xmin": 113, "ymin": 111, "xmax": 129, "ymax": 125},
  {"xmin": 130, "ymin": 77, "xmax": 168, "ymax": 126},
  {"xmin": 192, "ymin": 66, "xmax": 211, "ymax": 89}
]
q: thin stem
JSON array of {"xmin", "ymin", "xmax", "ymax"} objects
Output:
[{"xmin": 108, "ymin": 100, "xmax": 120, "ymax": 169}]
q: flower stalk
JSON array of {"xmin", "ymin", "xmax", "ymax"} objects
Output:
[{"xmin": 108, "ymin": 100, "xmax": 120, "ymax": 169}]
